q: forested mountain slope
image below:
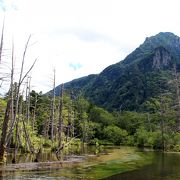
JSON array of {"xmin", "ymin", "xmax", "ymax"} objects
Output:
[{"xmin": 54, "ymin": 32, "xmax": 180, "ymax": 111}]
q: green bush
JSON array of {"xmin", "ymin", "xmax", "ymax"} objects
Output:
[
  {"xmin": 126, "ymin": 135, "xmax": 135, "ymax": 146},
  {"xmin": 135, "ymin": 127, "xmax": 149, "ymax": 147},
  {"xmin": 103, "ymin": 125, "xmax": 128, "ymax": 145}
]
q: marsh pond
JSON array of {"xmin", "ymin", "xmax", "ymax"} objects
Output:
[{"xmin": 0, "ymin": 146, "xmax": 180, "ymax": 179}]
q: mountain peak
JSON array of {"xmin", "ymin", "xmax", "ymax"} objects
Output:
[
  {"xmin": 146, "ymin": 32, "xmax": 178, "ymax": 39},
  {"xmin": 123, "ymin": 32, "xmax": 180, "ymax": 65},
  {"xmin": 144, "ymin": 32, "xmax": 180, "ymax": 45}
]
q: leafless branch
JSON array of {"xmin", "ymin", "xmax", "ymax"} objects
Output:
[
  {"xmin": 20, "ymin": 58, "xmax": 37, "ymax": 85},
  {"xmin": 0, "ymin": 19, "xmax": 4, "ymax": 64},
  {"xmin": 18, "ymin": 35, "xmax": 31, "ymax": 86}
]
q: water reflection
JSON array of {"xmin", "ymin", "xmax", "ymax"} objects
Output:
[
  {"xmin": 107, "ymin": 152, "xmax": 180, "ymax": 180},
  {"xmin": 5, "ymin": 145, "xmax": 99, "ymax": 164}
]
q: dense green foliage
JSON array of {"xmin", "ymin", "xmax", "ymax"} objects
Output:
[{"xmin": 1, "ymin": 89, "xmax": 180, "ymax": 152}]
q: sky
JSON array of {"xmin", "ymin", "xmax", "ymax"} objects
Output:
[{"xmin": 0, "ymin": 0, "xmax": 180, "ymax": 94}]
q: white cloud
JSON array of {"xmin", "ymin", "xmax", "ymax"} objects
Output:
[{"xmin": 0, "ymin": 0, "xmax": 180, "ymax": 94}]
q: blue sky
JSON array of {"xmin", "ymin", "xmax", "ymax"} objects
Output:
[{"xmin": 0, "ymin": 0, "xmax": 180, "ymax": 93}]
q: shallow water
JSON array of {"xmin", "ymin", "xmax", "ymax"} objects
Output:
[
  {"xmin": 106, "ymin": 151, "xmax": 180, "ymax": 180},
  {"xmin": 1, "ymin": 146, "xmax": 180, "ymax": 179}
]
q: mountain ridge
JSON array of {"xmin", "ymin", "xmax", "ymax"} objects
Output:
[{"xmin": 53, "ymin": 32, "xmax": 180, "ymax": 111}]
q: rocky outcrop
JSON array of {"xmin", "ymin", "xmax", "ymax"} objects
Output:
[{"xmin": 152, "ymin": 47, "xmax": 172, "ymax": 69}]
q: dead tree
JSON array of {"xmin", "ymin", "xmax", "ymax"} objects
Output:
[
  {"xmin": 32, "ymin": 92, "xmax": 37, "ymax": 132},
  {"xmin": 6, "ymin": 35, "xmax": 37, "ymax": 146},
  {"xmin": 22, "ymin": 114, "xmax": 34, "ymax": 153},
  {"xmin": 58, "ymin": 84, "xmax": 64, "ymax": 149},
  {"xmin": 0, "ymin": 19, "xmax": 4, "ymax": 64},
  {"xmin": 10, "ymin": 42, "xmax": 14, "ymax": 128},
  {"xmin": 50, "ymin": 68, "xmax": 56, "ymax": 141},
  {"xmin": 67, "ymin": 99, "xmax": 74, "ymax": 140},
  {"xmin": 0, "ymin": 42, "xmax": 14, "ymax": 164},
  {"xmin": 43, "ymin": 118, "xmax": 50, "ymax": 138},
  {"xmin": 0, "ymin": 99, "xmax": 11, "ymax": 163},
  {"xmin": 26, "ymin": 76, "xmax": 31, "ymax": 125}
]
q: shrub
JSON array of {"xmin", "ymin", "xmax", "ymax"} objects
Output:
[{"xmin": 103, "ymin": 125, "xmax": 128, "ymax": 145}]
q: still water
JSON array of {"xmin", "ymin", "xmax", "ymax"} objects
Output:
[
  {"xmin": 107, "ymin": 152, "xmax": 180, "ymax": 180},
  {"xmin": 0, "ymin": 146, "xmax": 180, "ymax": 179}
]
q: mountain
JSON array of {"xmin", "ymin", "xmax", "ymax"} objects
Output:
[{"xmin": 53, "ymin": 32, "xmax": 180, "ymax": 111}]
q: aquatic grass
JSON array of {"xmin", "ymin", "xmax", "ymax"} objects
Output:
[
  {"xmin": 52, "ymin": 147, "xmax": 154, "ymax": 179},
  {"xmin": 80, "ymin": 152, "xmax": 154, "ymax": 179},
  {"xmin": 2, "ymin": 147, "xmax": 155, "ymax": 179}
]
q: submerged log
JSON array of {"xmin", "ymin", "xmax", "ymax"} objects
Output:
[{"xmin": 0, "ymin": 156, "xmax": 85, "ymax": 172}]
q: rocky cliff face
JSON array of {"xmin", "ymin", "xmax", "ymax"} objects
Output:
[{"xmin": 152, "ymin": 47, "xmax": 172, "ymax": 69}]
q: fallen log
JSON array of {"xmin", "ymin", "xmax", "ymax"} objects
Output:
[{"xmin": 0, "ymin": 156, "xmax": 86, "ymax": 172}]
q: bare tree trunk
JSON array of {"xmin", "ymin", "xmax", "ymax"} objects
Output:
[
  {"xmin": 12, "ymin": 119, "xmax": 19, "ymax": 163},
  {"xmin": 26, "ymin": 76, "xmax": 31, "ymax": 125},
  {"xmin": 32, "ymin": 93, "xmax": 37, "ymax": 133},
  {"xmin": 6, "ymin": 36, "xmax": 37, "ymax": 145},
  {"xmin": 43, "ymin": 118, "xmax": 50, "ymax": 138},
  {"xmin": 68, "ymin": 101, "xmax": 74, "ymax": 139},
  {"xmin": 0, "ymin": 43, "xmax": 14, "ymax": 164},
  {"xmin": 58, "ymin": 84, "xmax": 64, "ymax": 149},
  {"xmin": 12, "ymin": 93, "xmax": 23, "ymax": 163},
  {"xmin": 11, "ymin": 42, "xmax": 14, "ymax": 129},
  {"xmin": 67, "ymin": 104, "xmax": 71, "ymax": 141},
  {"xmin": 50, "ymin": 69, "xmax": 56, "ymax": 141},
  {"xmin": 0, "ymin": 19, "xmax": 4, "ymax": 64},
  {"xmin": 0, "ymin": 99, "xmax": 11, "ymax": 164},
  {"xmin": 22, "ymin": 117, "xmax": 34, "ymax": 153}
]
